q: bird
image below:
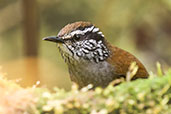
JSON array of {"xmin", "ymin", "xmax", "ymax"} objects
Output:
[{"xmin": 43, "ymin": 21, "xmax": 149, "ymax": 88}]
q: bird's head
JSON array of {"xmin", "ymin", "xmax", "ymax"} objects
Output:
[{"xmin": 43, "ymin": 21, "xmax": 110, "ymax": 63}]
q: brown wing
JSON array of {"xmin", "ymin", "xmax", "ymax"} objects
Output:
[{"xmin": 107, "ymin": 44, "xmax": 149, "ymax": 79}]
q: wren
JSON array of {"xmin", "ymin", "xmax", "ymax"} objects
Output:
[{"xmin": 43, "ymin": 21, "xmax": 149, "ymax": 88}]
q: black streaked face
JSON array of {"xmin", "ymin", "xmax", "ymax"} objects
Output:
[{"xmin": 58, "ymin": 25, "xmax": 110, "ymax": 63}]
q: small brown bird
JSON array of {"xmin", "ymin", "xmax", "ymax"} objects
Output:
[{"xmin": 43, "ymin": 21, "xmax": 148, "ymax": 88}]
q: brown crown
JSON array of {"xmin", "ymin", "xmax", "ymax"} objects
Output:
[{"xmin": 57, "ymin": 21, "xmax": 93, "ymax": 37}]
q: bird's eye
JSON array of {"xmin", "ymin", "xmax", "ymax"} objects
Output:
[{"xmin": 73, "ymin": 34, "xmax": 80, "ymax": 41}]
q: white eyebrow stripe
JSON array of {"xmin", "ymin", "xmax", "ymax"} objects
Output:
[
  {"xmin": 70, "ymin": 26, "xmax": 94, "ymax": 36},
  {"xmin": 63, "ymin": 34, "xmax": 72, "ymax": 39},
  {"xmin": 98, "ymin": 31, "xmax": 105, "ymax": 37},
  {"xmin": 84, "ymin": 26, "xmax": 94, "ymax": 33},
  {"xmin": 70, "ymin": 30, "xmax": 83, "ymax": 36},
  {"xmin": 92, "ymin": 28, "xmax": 99, "ymax": 33},
  {"xmin": 68, "ymin": 26, "xmax": 105, "ymax": 38},
  {"xmin": 98, "ymin": 32, "xmax": 102, "ymax": 34}
]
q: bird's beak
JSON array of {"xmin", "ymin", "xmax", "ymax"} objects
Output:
[{"xmin": 42, "ymin": 36, "xmax": 64, "ymax": 43}]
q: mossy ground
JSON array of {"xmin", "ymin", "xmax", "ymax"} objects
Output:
[{"xmin": 0, "ymin": 66, "xmax": 171, "ymax": 114}]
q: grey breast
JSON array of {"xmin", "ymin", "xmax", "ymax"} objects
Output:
[{"xmin": 68, "ymin": 60, "xmax": 116, "ymax": 88}]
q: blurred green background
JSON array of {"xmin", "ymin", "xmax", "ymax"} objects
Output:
[{"xmin": 0, "ymin": 0, "xmax": 171, "ymax": 90}]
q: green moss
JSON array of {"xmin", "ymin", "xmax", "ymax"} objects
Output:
[
  {"xmin": 31, "ymin": 69, "xmax": 171, "ymax": 114},
  {"xmin": 0, "ymin": 68, "xmax": 171, "ymax": 114}
]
